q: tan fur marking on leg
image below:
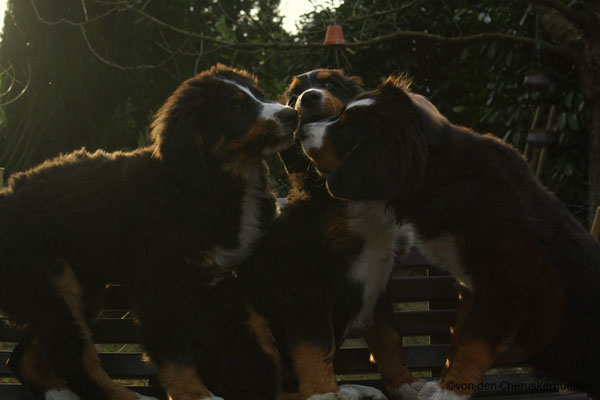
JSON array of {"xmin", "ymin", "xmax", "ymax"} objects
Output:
[
  {"xmin": 363, "ymin": 309, "xmax": 414, "ymax": 390},
  {"xmin": 441, "ymin": 340, "xmax": 495, "ymax": 396},
  {"xmin": 20, "ymin": 340, "xmax": 66, "ymax": 391},
  {"xmin": 291, "ymin": 342, "xmax": 338, "ymax": 398},
  {"xmin": 55, "ymin": 265, "xmax": 138, "ymax": 400},
  {"xmin": 158, "ymin": 363, "xmax": 213, "ymax": 400},
  {"xmin": 443, "ymin": 290, "xmax": 472, "ymax": 379},
  {"xmin": 246, "ymin": 305, "xmax": 286, "ymax": 400}
]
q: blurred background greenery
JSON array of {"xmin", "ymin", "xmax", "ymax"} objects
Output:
[{"xmin": 0, "ymin": 0, "xmax": 597, "ymax": 225}]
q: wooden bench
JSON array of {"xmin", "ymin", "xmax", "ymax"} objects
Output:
[{"xmin": 0, "ymin": 247, "xmax": 589, "ymax": 399}]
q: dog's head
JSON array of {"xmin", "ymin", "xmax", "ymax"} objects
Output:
[
  {"xmin": 151, "ymin": 64, "xmax": 298, "ymax": 179},
  {"xmin": 282, "ymin": 69, "xmax": 364, "ymax": 123},
  {"xmin": 279, "ymin": 69, "xmax": 364, "ymax": 175},
  {"xmin": 299, "ymin": 76, "xmax": 450, "ymax": 201}
]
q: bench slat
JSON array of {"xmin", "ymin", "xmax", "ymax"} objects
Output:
[
  {"xmin": 1, "ymin": 309, "xmax": 456, "ymax": 343},
  {"xmin": 334, "ymin": 344, "xmax": 449, "ymax": 373},
  {"xmin": 390, "ymin": 310, "xmax": 455, "ymax": 336},
  {"xmin": 0, "ymin": 318, "xmax": 141, "ymax": 344},
  {"xmin": 0, "ymin": 352, "xmax": 153, "ymax": 378},
  {"xmin": 390, "ymin": 276, "xmax": 459, "ymax": 302}
]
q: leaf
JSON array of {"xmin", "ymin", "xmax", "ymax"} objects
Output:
[
  {"xmin": 505, "ymin": 50, "xmax": 513, "ymax": 66},
  {"xmin": 452, "ymin": 105, "xmax": 466, "ymax": 113},
  {"xmin": 565, "ymin": 91, "xmax": 573, "ymax": 109},
  {"xmin": 486, "ymin": 90, "xmax": 495, "ymax": 106},
  {"xmin": 487, "ymin": 41, "xmax": 497, "ymax": 58},
  {"xmin": 460, "ymin": 47, "xmax": 469, "ymax": 62},
  {"xmin": 568, "ymin": 114, "xmax": 579, "ymax": 131},
  {"xmin": 556, "ymin": 112, "xmax": 567, "ymax": 130}
]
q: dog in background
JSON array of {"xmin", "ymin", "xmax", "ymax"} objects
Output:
[
  {"xmin": 300, "ymin": 76, "xmax": 600, "ymax": 400},
  {"xmin": 0, "ymin": 64, "xmax": 298, "ymax": 400},
  {"xmin": 237, "ymin": 69, "xmax": 420, "ymax": 400}
]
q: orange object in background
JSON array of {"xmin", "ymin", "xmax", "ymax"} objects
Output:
[{"xmin": 323, "ymin": 25, "xmax": 345, "ymax": 46}]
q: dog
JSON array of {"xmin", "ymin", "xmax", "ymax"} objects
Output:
[
  {"xmin": 0, "ymin": 64, "xmax": 298, "ymax": 400},
  {"xmin": 299, "ymin": 76, "xmax": 600, "ymax": 400},
  {"xmin": 236, "ymin": 69, "xmax": 419, "ymax": 400}
]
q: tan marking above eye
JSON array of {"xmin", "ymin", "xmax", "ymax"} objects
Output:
[
  {"xmin": 340, "ymin": 112, "xmax": 348, "ymax": 124},
  {"xmin": 316, "ymin": 71, "xmax": 331, "ymax": 80},
  {"xmin": 234, "ymin": 91, "xmax": 246, "ymax": 100},
  {"xmin": 290, "ymin": 77, "xmax": 301, "ymax": 90}
]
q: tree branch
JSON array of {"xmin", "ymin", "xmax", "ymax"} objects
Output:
[{"xmin": 135, "ymin": 7, "xmax": 576, "ymax": 59}]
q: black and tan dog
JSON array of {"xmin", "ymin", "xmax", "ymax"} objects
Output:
[
  {"xmin": 237, "ymin": 69, "xmax": 419, "ymax": 400},
  {"xmin": 0, "ymin": 64, "xmax": 297, "ymax": 400},
  {"xmin": 300, "ymin": 77, "xmax": 600, "ymax": 400}
]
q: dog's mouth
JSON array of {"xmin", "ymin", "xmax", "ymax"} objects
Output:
[{"xmin": 296, "ymin": 106, "xmax": 328, "ymax": 124}]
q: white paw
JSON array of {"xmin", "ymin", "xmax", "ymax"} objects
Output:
[
  {"xmin": 45, "ymin": 389, "xmax": 81, "ymax": 400},
  {"xmin": 417, "ymin": 382, "xmax": 469, "ymax": 400},
  {"xmin": 392, "ymin": 380, "xmax": 426, "ymax": 400},
  {"xmin": 134, "ymin": 393, "xmax": 161, "ymax": 400},
  {"xmin": 338, "ymin": 384, "xmax": 387, "ymax": 400}
]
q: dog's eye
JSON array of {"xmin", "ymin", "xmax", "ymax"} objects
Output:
[
  {"xmin": 234, "ymin": 102, "xmax": 245, "ymax": 111},
  {"xmin": 324, "ymin": 81, "xmax": 337, "ymax": 90}
]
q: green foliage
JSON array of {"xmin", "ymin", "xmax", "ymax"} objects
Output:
[
  {"xmin": 291, "ymin": 0, "xmax": 587, "ymax": 219},
  {"xmin": 0, "ymin": 0, "xmax": 589, "ymax": 218}
]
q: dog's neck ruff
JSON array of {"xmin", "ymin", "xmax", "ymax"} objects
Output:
[{"xmin": 212, "ymin": 162, "xmax": 274, "ymax": 273}]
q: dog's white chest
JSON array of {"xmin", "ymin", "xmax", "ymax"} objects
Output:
[
  {"xmin": 213, "ymin": 178, "xmax": 272, "ymax": 271},
  {"xmin": 345, "ymin": 202, "xmax": 410, "ymax": 335},
  {"xmin": 416, "ymin": 232, "xmax": 472, "ymax": 289}
]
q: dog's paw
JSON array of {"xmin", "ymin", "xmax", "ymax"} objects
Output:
[
  {"xmin": 417, "ymin": 382, "xmax": 469, "ymax": 400},
  {"xmin": 338, "ymin": 384, "xmax": 387, "ymax": 400},
  {"xmin": 45, "ymin": 389, "xmax": 81, "ymax": 400},
  {"xmin": 390, "ymin": 380, "xmax": 426, "ymax": 400}
]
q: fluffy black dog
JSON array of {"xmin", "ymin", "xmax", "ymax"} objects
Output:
[{"xmin": 0, "ymin": 64, "xmax": 297, "ymax": 400}]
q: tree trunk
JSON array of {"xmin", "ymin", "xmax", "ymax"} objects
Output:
[{"xmin": 582, "ymin": 5, "xmax": 600, "ymax": 226}]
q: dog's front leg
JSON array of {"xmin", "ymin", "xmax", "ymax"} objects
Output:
[
  {"xmin": 417, "ymin": 289, "xmax": 521, "ymax": 400},
  {"xmin": 363, "ymin": 305, "xmax": 423, "ymax": 400}
]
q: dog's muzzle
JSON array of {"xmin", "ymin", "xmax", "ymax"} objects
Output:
[{"xmin": 275, "ymin": 107, "xmax": 299, "ymax": 132}]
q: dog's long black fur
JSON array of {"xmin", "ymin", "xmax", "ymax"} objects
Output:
[
  {"xmin": 0, "ymin": 64, "xmax": 297, "ymax": 400},
  {"xmin": 300, "ymin": 77, "xmax": 600, "ymax": 399}
]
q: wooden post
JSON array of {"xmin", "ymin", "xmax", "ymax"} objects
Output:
[
  {"xmin": 592, "ymin": 206, "xmax": 600, "ymax": 240},
  {"xmin": 0, "ymin": 167, "xmax": 4, "ymax": 188}
]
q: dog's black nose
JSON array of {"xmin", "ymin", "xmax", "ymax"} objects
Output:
[
  {"xmin": 275, "ymin": 107, "xmax": 299, "ymax": 126},
  {"xmin": 300, "ymin": 90, "xmax": 321, "ymax": 108}
]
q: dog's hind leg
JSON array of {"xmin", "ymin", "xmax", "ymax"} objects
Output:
[
  {"xmin": 29, "ymin": 263, "xmax": 148, "ymax": 400},
  {"xmin": 8, "ymin": 331, "xmax": 75, "ymax": 400}
]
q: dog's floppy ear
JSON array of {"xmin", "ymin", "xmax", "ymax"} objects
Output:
[
  {"xmin": 151, "ymin": 82, "xmax": 208, "ymax": 184},
  {"xmin": 326, "ymin": 111, "xmax": 428, "ymax": 201}
]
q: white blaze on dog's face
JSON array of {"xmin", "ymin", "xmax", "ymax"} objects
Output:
[
  {"xmin": 300, "ymin": 96, "xmax": 376, "ymax": 176},
  {"xmin": 150, "ymin": 65, "xmax": 300, "ymax": 181},
  {"xmin": 300, "ymin": 79, "xmax": 450, "ymax": 201},
  {"xmin": 221, "ymin": 79, "xmax": 299, "ymax": 156}
]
